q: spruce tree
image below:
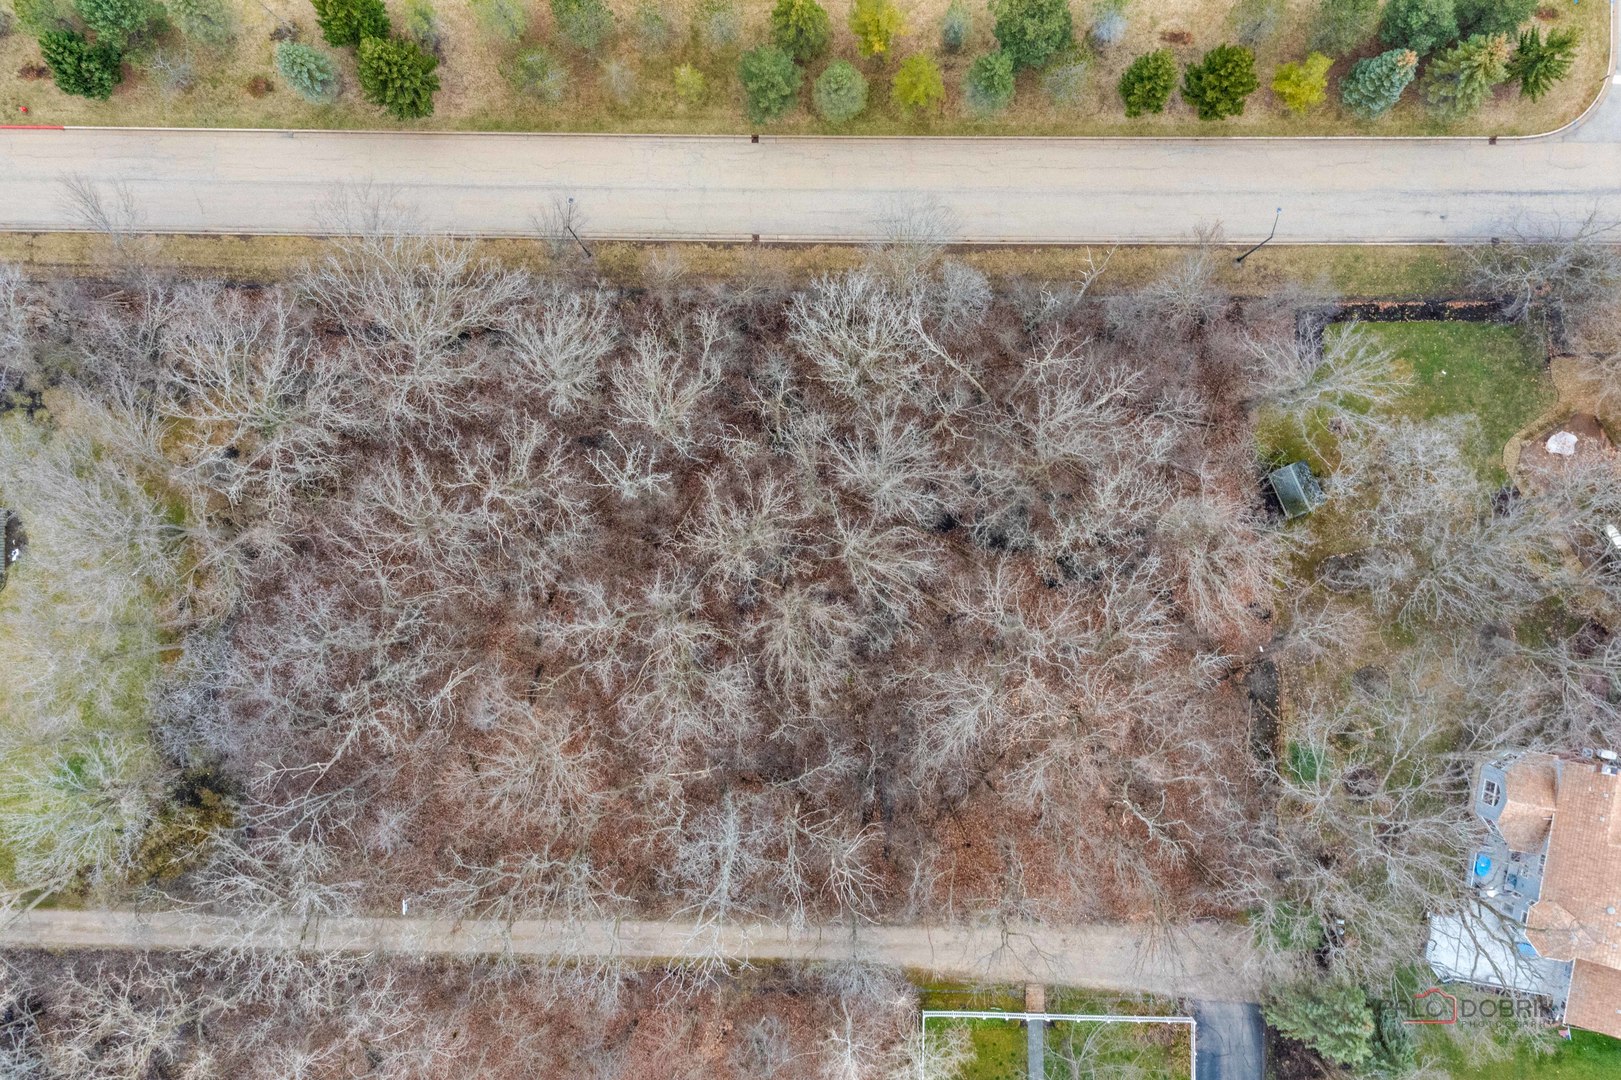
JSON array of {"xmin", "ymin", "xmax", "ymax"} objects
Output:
[
  {"xmin": 276, "ymin": 41, "xmax": 340, "ymax": 103},
  {"xmin": 1508, "ymin": 26, "xmax": 1579, "ymax": 101},
  {"xmin": 1341, "ymin": 47, "xmax": 1417, "ymax": 118},
  {"xmin": 1455, "ymin": 0, "xmax": 1536, "ymax": 39},
  {"xmin": 1422, "ymin": 32, "xmax": 1511, "ymax": 119},
  {"xmin": 311, "ymin": 0, "xmax": 390, "ymax": 48},
  {"xmin": 1181, "ymin": 42, "xmax": 1259, "ymax": 120},
  {"xmin": 1263, "ymin": 982, "xmax": 1376, "ymax": 1069},
  {"xmin": 1118, "ymin": 47, "xmax": 1176, "ymax": 116},
  {"xmin": 964, "ymin": 50, "xmax": 1015, "ymax": 114},
  {"xmin": 1378, "ymin": 0, "xmax": 1457, "ymax": 55},
  {"xmin": 357, "ymin": 35, "xmax": 439, "ymax": 119}
]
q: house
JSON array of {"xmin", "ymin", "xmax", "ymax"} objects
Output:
[{"xmin": 1428, "ymin": 752, "xmax": 1621, "ymax": 1039}]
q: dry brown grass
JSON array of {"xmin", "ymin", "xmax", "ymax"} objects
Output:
[
  {"xmin": 0, "ymin": 229, "xmax": 1474, "ymax": 294},
  {"xmin": 0, "ymin": 0, "xmax": 1607, "ymax": 135}
]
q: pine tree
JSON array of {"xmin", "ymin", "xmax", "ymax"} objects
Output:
[
  {"xmin": 1118, "ymin": 47, "xmax": 1177, "ymax": 116},
  {"xmin": 75, "ymin": 0, "xmax": 160, "ymax": 49},
  {"xmin": 357, "ymin": 35, "xmax": 439, "ymax": 119},
  {"xmin": 990, "ymin": 0, "xmax": 1073, "ymax": 70},
  {"xmin": 1508, "ymin": 26, "xmax": 1579, "ymax": 101},
  {"xmin": 1422, "ymin": 32, "xmax": 1511, "ymax": 119},
  {"xmin": 311, "ymin": 0, "xmax": 390, "ymax": 48},
  {"xmin": 738, "ymin": 44, "xmax": 801, "ymax": 122},
  {"xmin": 1263, "ymin": 982, "xmax": 1376, "ymax": 1069},
  {"xmin": 40, "ymin": 28, "xmax": 122, "ymax": 99},
  {"xmin": 770, "ymin": 0, "xmax": 831, "ymax": 63},
  {"xmin": 1181, "ymin": 42, "xmax": 1259, "ymax": 121},
  {"xmin": 1340, "ymin": 47, "xmax": 1417, "ymax": 118}
]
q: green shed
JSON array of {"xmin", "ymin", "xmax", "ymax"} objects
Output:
[{"xmin": 1268, "ymin": 461, "xmax": 1325, "ymax": 520}]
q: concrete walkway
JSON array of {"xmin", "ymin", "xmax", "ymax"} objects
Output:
[{"xmin": 0, "ymin": 909, "xmax": 1265, "ymax": 1000}]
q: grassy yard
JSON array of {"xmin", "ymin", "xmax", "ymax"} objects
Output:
[
  {"xmin": 1422, "ymin": 1028, "xmax": 1621, "ymax": 1080},
  {"xmin": 0, "ymin": 407, "xmax": 170, "ymax": 890},
  {"xmin": 1356, "ymin": 320, "xmax": 1556, "ymax": 484},
  {"xmin": 0, "ymin": 0, "xmax": 1606, "ymax": 134}
]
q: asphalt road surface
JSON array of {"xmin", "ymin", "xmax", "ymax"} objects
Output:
[
  {"xmin": 0, "ymin": 910, "xmax": 1267, "ymax": 1000},
  {"xmin": 0, "ymin": 7, "xmax": 1618, "ymax": 246},
  {"xmin": 1, "ymin": 126, "xmax": 1619, "ymax": 244}
]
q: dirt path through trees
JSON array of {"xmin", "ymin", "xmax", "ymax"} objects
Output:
[{"xmin": 0, "ymin": 909, "xmax": 1264, "ymax": 1000}]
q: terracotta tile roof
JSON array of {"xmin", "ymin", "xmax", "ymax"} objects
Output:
[
  {"xmin": 1526, "ymin": 762, "xmax": 1621, "ymax": 970},
  {"xmin": 1497, "ymin": 754, "xmax": 1559, "ymax": 852},
  {"xmin": 1565, "ymin": 961, "xmax": 1621, "ymax": 1041}
]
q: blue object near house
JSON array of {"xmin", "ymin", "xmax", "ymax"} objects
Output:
[{"xmin": 1475, "ymin": 852, "xmax": 1494, "ymax": 878}]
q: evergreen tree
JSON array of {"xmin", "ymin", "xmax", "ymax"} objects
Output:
[
  {"xmin": 738, "ymin": 44, "xmax": 801, "ymax": 122},
  {"xmin": 1118, "ymin": 47, "xmax": 1176, "ymax": 116},
  {"xmin": 940, "ymin": 0, "xmax": 971, "ymax": 53},
  {"xmin": 847, "ymin": 0, "xmax": 904, "ymax": 58},
  {"xmin": 990, "ymin": 0, "xmax": 1073, "ymax": 70},
  {"xmin": 75, "ymin": 0, "xmax": 161, "ymax": 49},
  {"xmin": 276, "ymin": 41, "xmax": 340, "ymax": 103},
  {"xmin": 1379, "ymin": 0, "xmax": 1457, "ymax": 55},
  {"xmin": 1422, "ymin": 32, "xmax": 1511, "ymax": 119},
  {"xmin": 1508, "ymin": 26, "xmax": 1579, "ymax": 101},
  {"xmin": 1181, "ymin": 42, "xmax": 1259, "ymax": 120},
  {"xmin": 1263, "ymin": 982, "xmax": 1376, "ymax": 1069},
  {"xmin": 964, "ymin": 49, "xmax": 1015, "ymax": 114},
  {"xmin": 1455, "ymin": 0, "xmax": 1536, "ymax": 39},
  {"xmin": 1271, "ymin": 51, "xmax": 1332, "ymax": 113},
  {"xmin": 12, "ymin": 0, "xmax": 75, "ymax": 37},
  {"xmin": 891, "ymin": 53, "xmax": 945, "ymax": 114},
  {"xmin": 1340, "ymin": 46, "xmax": 1417, "ymax": 118},
  {"xmin": 168, "ymin": 0, "xmax": 234, "ymax": 44},
  {"xmin": 770, "ymin": 0, "xmax": 831, "ymax": 62},
  {"xmin": 40, "ymin": 28, "xmax": 122, "ymax": 99},
  {"xmin": 812, "ymin": 59, "xmax": 867, "ymax": 122},
  {"xmin": 311, "ymin": 0, "xmax": 389, "ymax": 48},
  {"xmin": 357, "ymin": 35, "xmax": 439, "ymax": 119}
]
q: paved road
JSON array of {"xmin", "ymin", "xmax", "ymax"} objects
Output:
[
  {"xmin": 0, "ymin": 909, "xmax": 1266, "ymax": 999},
  {"xmin": 1, "ymin": 126, "xmax": 1618, "ymax": 244},
  {"xmin": 0, "ymin": 6, "xmax": 1617, "ymax": 246},
  {"xmin": 1194, "ymin": 1001, "xmax": 1266, "ymax": 1080}
]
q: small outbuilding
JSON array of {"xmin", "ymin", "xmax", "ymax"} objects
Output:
[{"xmin": 1266, "ymin": 461, "xmax": 1325, "ymax": 520}]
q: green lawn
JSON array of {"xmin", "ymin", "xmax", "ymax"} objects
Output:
[
  {"xmin": 934, "ymin": 1017, "xmax": 1026, "ymax": 1080},
  {"xmin": 1423, "ymin": 1028, "xmax": 1621, "ymax": 1080},
  {"xmin": 1356, "ymin": 321, "xmax": 1556, "ymax": 484}
]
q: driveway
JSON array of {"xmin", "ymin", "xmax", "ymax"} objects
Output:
[
  {"xmin": 1194, "ymin": 1000, "xmax": 1266, "ymax": 1080},
  {"xmin": 0, "ymin": 909, "xmax": 1268, "ymax": 1000}
]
